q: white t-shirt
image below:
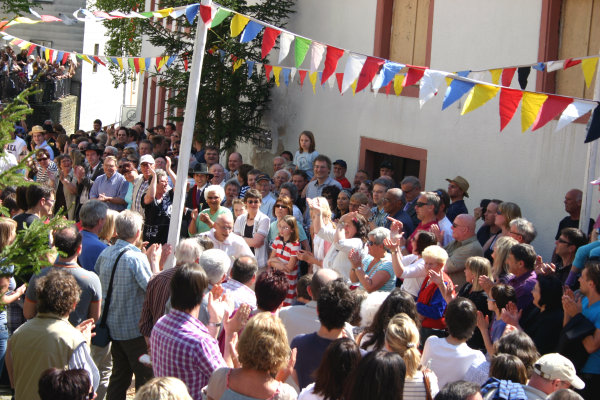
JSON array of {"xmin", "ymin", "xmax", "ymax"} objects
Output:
[
  {"xmin": 400, "ymin": 255, "xmax": 427, "ymax": 297},
  {"xmin": 6, "ymin": 137, "xmax": 26, "ymax": 161},
  {"xmin": 420, "ymin": 336, "xmax": 486, "ymax": 389}
]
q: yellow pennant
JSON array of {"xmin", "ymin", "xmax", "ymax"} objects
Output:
[
  {"xmin": 117, "ymin": 58, "xmax": 124, "ymax": 70},
  {"xmin": 139, "ymin": 58, "xmax": 146, "ymax": 73},
  {"xmin": 273, "ymin": 66, "xmax": 282, "ymax": 87},
  {"xmin": 461, "ymin": 84, "xmax": 499, "ymax": 115},
  {"xmin": 233, "ymin": 58, "xmax": 245, "ymax": 73},
  {"xmin": 81, "ymin": 55, "xmax": 93, "ymax": 64},
  {"xmin": 13, "ymin": 17, "xmax": 40, "ymax": 24},
  {"xmin": 581, "ymin": 58, "xmax": 598, "ymax": 89},
  {"xmin": 230, "ymin": 14, "xmax": 250, "ymax": 38},
  {"xmin": 309, "ymin": 71, "xmax": 318, "ymax": 93},
  {"xmin": 154, "ymin": 8, "xmax": 173, "ymax": 18},
  {"xmin": 159, "ymin": 56, "xmax": 169, "ymax": 70},
  {"xmin": 351, "ymin": 79, "xmax": 357, "ymax": 96},
  {"xmin": 393, "ymin": 74, "xmax": 405, "ymax": 96},
  {"xmin": 521, "ymin": 92, "xmax": 548, "ymax": 132},
  {"xmin": 489, "ymin": 69, "xmax": 502, "ymax": 85},
  {"xmin": 44, "ymin": 48, "xmax": 50, "ymax": 61}
]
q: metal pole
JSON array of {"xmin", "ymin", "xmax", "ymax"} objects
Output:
[{"xmin": 165, "ymin": 0, "xmax": 211, "ymax": 268}]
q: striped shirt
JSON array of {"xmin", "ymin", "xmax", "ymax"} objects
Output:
[
  {"xmin": 139, "ymin": 267, "xmax": 178, "ymax": 338},
  {"xmin": 271, "ymin": 237, "xmax": 300, "ymax": 306}
]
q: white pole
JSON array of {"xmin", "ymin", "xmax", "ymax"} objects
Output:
[
  {"xmin": 580, "ymin": 53, "xmax": 600, "ymax": 236},
  {"xmin": 165, "ymin": 0, "xmax": 212, "ymax": 268}
]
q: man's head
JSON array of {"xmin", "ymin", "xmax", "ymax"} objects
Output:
[
  {"xmin": 309, "ymin": 268, "xmax": 339, "ymax": 301},
  {"xmin": 400, "ymin": 176, "xmax": 421, "ymax": 203},
  {"xmin": 228, "ymin": 152, "xmax": 242, "ymax": 173},
  {"xmin": 26, "ymin": 185, "xmax": 54, "ymax": 216},
  {"xmin": 580, "ymin": 260, "xmax": 600, "ymax": 298},
  {"xmin": 273, "ymin": 169, "xmax": 291, "ymax": 190},
  {"xmin": 79, "ymin": 200, "xmax": 108, "ymax": 231},
  {"xmin": 85, "ymin": 146, "xmax": 101, "ymax": 167},
  {"xmin": 451, "ymin": 214, "xmax": 477, "ymax": 241},
  {"xmin": 379, "ymin": 160, "xmax": 394, "ymax": 178},
  {"xmin": 484, "ymin": 200, "xmax": 502, "ymax": 227},
  {"xmin": 170, "ymin": 263, "xmax": 208, "ymax": 312},
  {"xmin": 555, "ymin": 228, "xmax": 587, "ymax": 261},
  {"xmin": 127, "ymin": 129, "xmax": 139, "ymax": 145},
  {"xmin": 139, "ymin": 140, "xmax": 153, "ymax": 156},
  {"xmin": 434, "ymin": 381, "xmax": 482, "ymax": 400},
  {"xmin": 164, "ymin": 122, "xmax": 176, "ymax": 137},
  {"xmin": 333, "ymin": 160, "xmax": 347, "ymax": 179},
  {"xmin": 213, "ymin": 213, "xmax": 234, "ymax": 242},
  {"xmin": 434, "ymin": 188, "xmax": 450, "ymax": 217},
  {"xmin": 313, "ymin": 155, "xmax": 332, "ymax": 180},
  {"xmin": 247, "ymin": 169, "xmax": 262, "ymax": 189},
  {"xmin": 116, "ymin": 127, "xmax": 128, "ymax": 145},
  {"xmin": 445, "ymin": 297, "xmax": 477, "ymax": 341},
  {"xmin": 255, "ymin": 174, "xmax": 272, "ymax": 198},
  {"xmin": 317, "ymin": 279, "xmax": 355, "ymax": 331},
  {"xmin": 53, "ymin": 225, "xmax": 82, "ymax": 259},
  {"xmin": 93, "ymin": 119, "xmax": 102, "ymax": 132},
  {"xmin": 231, "ymin": 256, "xmax": 258, "ymax": 286},
  {"xmin": 210, "ymin": 163, "xmax": 226, "ymax": 184},
  {"xmin": 507, "ymin": 243, "xmax": 537, "ymax": 275},
  {"xmin": 103, "ymin": 156, "xmax": 117, "ymax": 179},
  {"xmin": 36, "ymin": 269, "xmax": 81, "ymax": 317},
  {"xmin": 199, "ymin": 249, "xmax": 230, "ymax": 285},
  {"xmin": 446, "ymin": 176, "xmax": 469, "ymax": 200},
  {"xmin": 529, "ymin": 353, "xmax": 585, "ymax": 395},
  {"xmin": 255, "ymin": 269, "xmax": 289, "ymax": 312},
  {"xmin": 139, "ymin": 154, "xmax": 155, "ymax": 179},
  {"xmin": 273, "ymin": 156, "xmax": 285, "ymax": 173},
  {"xmin": 372, "ymin": 178, "xmax": 391, "ymax": 206},
  {"xmin": 508, "ymin": 218, "xmax": 537, "ymax": 244},
  {"xmin": 175, "ymin": 238, "xmax": 203, "ymax": 264},
  {"xmin": 415, "ymin": 192, "xmax": 440, "ymax": 222},
  {"xmin": 204, "ymin": 145, "xmax": 219, "ymax": 166},
  {"xmin": 353, "ymin": 169, "xmax": 369, "ymax": 188},
  {"xmin": 31, "ymin": 125, "xmax": 45, "ymax": 146},
  {"xmin": 115, "ymin": 210, "xmax": 144, "ymax": 242},
  {"xmin": 564, "ymin": 189, "xmax": 583, "ymax": 217},
  {"xmin": 292, "ymin": 171, "xmax": 309, "ymax": 192},
  {"xmin": 382, "ymin": 188, "xmax": 404, "ymax": 215}
]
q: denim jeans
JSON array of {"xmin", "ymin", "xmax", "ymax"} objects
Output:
[{"xmin": 0, "ymin": 323, "xmax": 9, "ymax": 377}]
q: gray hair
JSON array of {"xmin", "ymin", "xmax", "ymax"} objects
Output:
[
  {"xmin": 401, "ymin": 176, "xmax": 421, "ymax": 189},
  {"xmin": 546, "ymin": 389, "xmax": 584, "ymax": 400},
  {"xmin": 155, "ymin": 169, "xmax": 168, "ymax": 181},
  {"xmin": 280, "ymin": 182, "xmax": 298, "ymax": 202},
  {"xmin": 79, "ymin": 200, "xmax": 108, "ymax": 229},
  {"xmin": 175, "ymin": 238, "xmax": 203, "ymax": 264},
  {"xmin": 274, "ymin": 169, "xmax": 291, "ymax": 181},
  {"xmin": 204, "ymin": 184, "xmax": 225, "ymax": 201},
  {"xmin": 510, "ymin": 218, "xmax": 537, "ymax": 244},
  {"xmin": 368, "ymin": 227, "xmax": 391, "ymax": 245},
  {"xmin": 224, "ymin": 178, "xmax": 241, "ymax": 193},
  {"xmin": 199, "ymin": 249, "xmax": 230, "ymax": 284},
  {"xmin": 421, "ymin": 191, "xmax": 441, "ymax": 214},
  {"xmin": 115, "ymin": 210, "xmax": 144, "ymax": 240},
  {"xmin": 104, "ymin": 146, "xmax": 118, "ymax": 157}
]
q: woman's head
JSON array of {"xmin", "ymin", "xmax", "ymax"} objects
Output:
[
  {"xmin": 314, "ymin": 338, "xmax": 362, "ymax": 400},
  {"xmin": 422, "ymin": 245, "xmax": 448, "ymax": 271},
  {"xmin": 243, "ymin": 188, "xmax": 261, "ymax": 210},
  {"xmin": 134, "ymin": 377, "xmax": 192, "ymax": 400},
  {"xmin": 321, "ymin": 185, "xmax": 341, "ymax": 214},
  {"xmin": 492, "ymin": 236, "xmax": 519, "ymax": 279},
  {"xmin": 367, "ymin": 227, "xmax": 390, "ymax": 258},
  {"xmin": 204, "ymin": 184, "xmax": 225, "ymax": 207},
  {"xmin": 339, "ymin": 213, "xmax": 368, "ymax": 241},
  {"xmin": 99, "ymin": 209, "xmax": 119, "ymax": 242},
  {"xmin": 344, "ymin": 350, "xmax": 406, "ymax": 400},
  {"xmin": 298, "ymin": 130, "xmax": 315, "ymax": 153},
  {"xmin": 533, "ymin": 274, "xmax": 563, "ymax": 311},
  {"xmin": 489, "ymin": 353, "xmax": 528, "ymax": 384},
  {"xmin": 494, "ymin": 330, "xmax": 540, "ymax": 377},
  {"xmin": 232, "ymin": 198, "xmax": 246, "ymax": 219},
  {"xmin": 255, "ymin": 269, "xmax": 289, "ymax": 312},
  {"xmin": 237, "ymin": 164, "xmax": 253, "ymax": 186},
  {"xmin": 0, "ymin": 217, "xmax": 17, "ymax": 249},
  {"xmin": 413, "ymin": 231, "xmax": 437, "ymax": 255},
  {"xmin": 465, "ymin": 256, "xmax": 492, "ymax": 291},
  {"xmin": 310, "ymin": 196, "xmax": 332, "ymax": 222},
  {"xmin": 495, "ymin": 202, "xmax": 521, "ymax": 230},
  {"xmin": 337, "ymin": 190, "xmax": 351, "ymax": 213},
  {"xmin": 273, "ymin": 195, "xmax": 294, "ymax": 219},
  {"xmin": 279, "ymin": 182, "xmax": 298, "ymax": 202},
  {"xmin": 277, "ymin": 215, "xmax": 299, "ymax": 242},
  {"xmin": 238, "ymin": 312, "xmax": 289, "ymax": 375},
  {"xmin": 385, "ymin": 313, "xmax": 421, "ymax": 378}
]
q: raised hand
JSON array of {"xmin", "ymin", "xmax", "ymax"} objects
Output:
[
  {"xmin": 476, "ymin": 310, "xmax": 489, "ymax": 332},
  {"xmin": 500, "ymin": 301, "xmax": 521, "ymax": 327}
]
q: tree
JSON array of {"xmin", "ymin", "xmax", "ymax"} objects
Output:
[
  {"xmin": 0, "ymin": 0, "xmax": 37, "ymax": 19},
  {"xmin": 95, "ymin": 0, "xmax": 295, "ymax": 151}
]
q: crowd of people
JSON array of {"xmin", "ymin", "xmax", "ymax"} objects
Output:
[{"xmin": 0, "ymin": 121, "xmax": 599, "ymax": 400}]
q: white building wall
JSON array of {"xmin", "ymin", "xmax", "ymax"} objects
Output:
[{"xmin": 261, "ymin": 0, "xmax": 599, "ymax": 259}]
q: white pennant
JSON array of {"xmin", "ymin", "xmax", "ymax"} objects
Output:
[
  {"xmin": 327, "ymin": 73, "xmax": 336, "ymax": 89},
  {"xmin": 556, "ymin": 101, "xmax": 597, "ymax": 132},
  {"xmin": 468, "ymin": 71, "xmax": 486, "ymax": 82},
  {"xmin": 109, "ymin": 10, "xmax": 129, "ymax": 18},
  {"xmin": 419, "ymin": 70, "xmax": 448, "ymax": 108},
  {"xmin": 169, "ymin": 9, "xmax": 186, "ymax": 19},
  {"xmin": 290, "ymin": 67, "xmax": 297, "ymax": 83},
  {"xmin": 278, "ymin": 32, "xmax": 294, "ymax": 64},
  {"xmin": 546, "ymin": 61, "xmax": 565, "ymax": 72},
  {"xmin": 341, "ymin": 53, "xmax": 367, "ymax": 94},
  {"xmin": 309, "ymin": 42, "xmax": 325, "ymax": 73}
]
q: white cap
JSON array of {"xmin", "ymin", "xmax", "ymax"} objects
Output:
[
  {"xmin": 533, "ymin": 353, "xmax": 585, "ymax": 390},
  {"xmin": 140, "ymin": 154, "xmax": 155, "ymax": 165}
]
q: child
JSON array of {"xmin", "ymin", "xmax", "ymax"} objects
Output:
[
  {"xmin": 232, "ymin": 198, "xmax": 246, "ymax": 221},
  {"xmin": 476, "ymin": 283, "xmax": 518, "ymax": 356},
  {"xmin": 268, "ymin": 215, "xmax": 301, "ymax": 306},
  {"xmin": 293, "ymin": 131, "xmax": 319, "ymax": 179}
]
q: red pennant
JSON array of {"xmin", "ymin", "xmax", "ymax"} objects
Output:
[
  {"xmin": 385, "ymin": 81, "xmax": 393, "ymax": 95},
  {"xmin": 156, "ymin": 57, "xmax": 161, "ymax": 68},
  {"xmin": 261, "ymin": 27, "xmax": 280, "ymax": 60},
  {"xmin": 403, "ymin": 67, "xmax": 426, "ymax": 87},
  {"xmin": 264, "ymin": 64, "xmax": 273, "ymax": 80},
  {"xmin": 41, "ymin": 15, "xmax": 62, "ymax": 22},
  {"xmin": 563, "ymin": 58, "xmax": 582, "ymax": 69},
  {"xmin": 93, "ymin": 56, "xmax": 106, "ymax": 66},
  {"xmin": 499, "ymin": 88, "xmax": 523, "ymax": 131},
  {"xmin": 321, "ymin": 46, "xmax": 344, "ymax": 85},
  {"xmin": 12, "ymin": 39, "xmax": 23, "ymax": 46},
  {"xmin": 531, "ymin": 95, "xmax": 574, "ymax": 131},
  {"xmin": 299, "ymin": 70, "xmax": 307, "ymax": 87},
  {"xmin": 0, "ymin": 21, "xmax": 9, "ymax": 30},
  {"xmin": 27, "ymin": 44, "xmax": 37, "ymax": 57},
  {"xmin": 183, "ymin": 56, "xmax": 188, "ymax": 71},
  {"xmin": 501, "ymin": 68, "xmax": 516, "ymax": 87},
  {"xmin": 356, "ymin": 57, "xmax": 385, "ymax": 93},
  {"xmin": 200, "ymin": 5, "xmax": 214, "ymax": 24},
  {"xmin": 47, "ymin": 49, "xmax": 54, "ymax": 62},
  {"xmin": 133, "ymin": 58, "xmax": 140, "ymax": 74},
  {"xmin": 61, "ymin": 52, "xmax": 69, "ymax": 65},
  {"xmin": 336, "ymin": 73, "xmax": 344, "ymax": 93}
]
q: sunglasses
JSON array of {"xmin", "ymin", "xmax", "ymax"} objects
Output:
[
  {"xmin": 415, "ymin": 202, "xmax": 429, "ymax": 207},
  {"xmin": 247, "ymin": 200, "xmax": 260, "ymax": 205},
  {"xmin": 275, "ymin": 204, "xmax": 287, "ymax": 209},
  {"xmin": 557, "ymin": 238, "xmax": 572, "ymax": 245},
  {"xmin": 37, "ymin": 157, "xmax": 48, "ymax": 161}
]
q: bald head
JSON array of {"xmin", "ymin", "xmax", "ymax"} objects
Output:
[
  {"xmin": 214, "ymin": 213, "xmax": 234, "ymax": 241},
  {"xmin": 309, "ymin": 268, "xmax": 339, "ymax": 301},
  {"xmin": 452, "ymin": 214, "xmax": 476, "ymax": 241},
  {"xmin": 565, "ymin": 189, "xmax": 583, "ymax": 217}
]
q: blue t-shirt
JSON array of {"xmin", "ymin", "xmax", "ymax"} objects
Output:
[
  {"xmin": 582, "ymin": 296, "xmax": 600, "ymax": 373},
  {"xmin": 79, "ymin": 230, "xmax": 108, "ymax": 272},
  {"xmin": 290, "ymin": 332, "xmax": 333, "ymax": 390},
  {"xmin": 574, "ymin": 240, "xmax": 600, "ymax": 270}
]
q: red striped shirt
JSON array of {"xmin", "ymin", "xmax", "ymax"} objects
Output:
[{"xmin": 271, "ymin": 237, "xmax": 300, "ymax": 306}]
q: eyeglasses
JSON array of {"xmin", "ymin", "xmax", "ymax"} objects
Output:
[
  {"xmin": 367, "ymin": 240, "xmax": 377, "ymax": 246},
  {"xmin": 207, "ymin": 196, "xmax": 220, "ymax": 200},
  {"xmin": 509, "ymin": 231, "xmax": 522, "ymax": 237},
  {"xmin": 415, "ymin": 202, "xmax": 429, "ymax": 207},
  {"xmin": 36, "ymin": 157, "xmax": 48, "ymax": 161},
  {"xmin": 557, "ymin": 238, "xmax": 572, "ymax": 245},
  {"xmin": 278, "ymin": 225, "xmax": 291, "ymax": 230},
  {"xmin": 247, "ymin": 200, "xmax": 260, "ymax": 205},
  {"xmin": 275, "ymin": 204, "xmax": 287, "ymax": 209}
]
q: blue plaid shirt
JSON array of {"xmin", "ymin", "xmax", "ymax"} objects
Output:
[{"xmin": 95, "ymin": 239, "xmax": 151, "ymax": 340}]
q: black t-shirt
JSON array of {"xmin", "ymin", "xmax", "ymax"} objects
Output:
[
  {"xmin": 555, "ymin": 216, "xmax": 595, "ymax": 239},
  {"xmin": 142, "ymin": 189, "xmax": 174, "ymax": 244},
  {"xmin": 13, "ymin": 213, "xmax": 39, "ymax": 232}
]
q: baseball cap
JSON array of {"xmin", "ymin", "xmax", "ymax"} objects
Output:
[
  {"xmin": 533, "ymin": 353, "xmax": 585, "ymax": 390},
  {"xmin": 333, "ymin": 159, "xmax": 347, "ymax": 169},
  {"xmin": 255, "ymin": 173, "xmax": 271, "ymax": 183},
  {"xmin": 140, "ymin": 154, "xmax": 155, "ymax": 165}
]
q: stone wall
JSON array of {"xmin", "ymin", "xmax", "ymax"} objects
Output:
[{"xmin": 27, "ymin": 96, "xmax": 78, "ymax": 134}]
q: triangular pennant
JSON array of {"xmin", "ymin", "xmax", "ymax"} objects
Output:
[
  {"xmin": 309, "ymin": 42, "xmax": 325, "ymax": 72},
  {"xmin": 155, "ymin": 8, "xmax": 173, "ymax": 18},
  {"xmin": 48, "ymin": 49, "xmax": 55, "ymax": 63},
  {"xmin": 133, "ymin": 57, "xmax": 140, "ymax": 73},
  {"xmin": 200, "ymin": 5, "xmax": 215, "ymax": 24},
  {"xmin": 582, "ymin": 58, "xmax": 598, "ymax": 89},
  {"xmin": 394, "ymin": 74, "xmax": 405, "ymax": 96},
  {"xmin": 166, "ymin": 55, "xmax": 177, "ymax": 68},
  {"xmin": 184, "ymin": 55, "xmax": 189, "ymax": 71},
  {"xmin": 309, "ymin": 71, "xmax": 318, "ymax": 93},
  {"xmin": 521, "ymin": 92, "xmax": 548, "ymax": 132},
  {"xmin": 170, "ymin": 8, "xmax": 186, "ymax": 19},
  {"xmin": 290, "ymin": 67, "xmax": 296, "ymax": 83},
  {"xmin": 233, "ymin": 58, "xmax": 244, "ymax": 73},
  {"xmin": 321, "ymin": 45, "xmax": 344, "ymax": 85},
  {"xmin": 385, "ymin": 81, "xmax": 392, "ymax": 95},
  {"xmin": 419, "ymin": 70, "xmax": 447, "ymax": 107},
  {"xmin": 585, "ymin": 105, "xmax": 600, "ymax": 143},
  {"xmin": 341, "ymin": 53, "xmax": 367, "ymax": 94},
  {"xmin": 272, "ymin": 66, "xmax": 282, "ymax": 86},
  {"xmin": 372, "ymin": 61, "xmax": 404, "ymax": 90},
  {"xmin": 294, "ymin": 37, "xmax": 311, "ymax": 68},
  {"xmin": 278, "ymin": 32, "xmax": 294, "ymax": 63},
  {"xmin": 501, "ymin": 68, "xmax": 516, "ymax": 86},
  {"xmin": 44, "ymin": 48, "xmax": 50, "ymax": 61},
  {"xmin": 282, "ymin": 68, "xmax": 291, "ymax": 86},
  {"xmin": 230, "ymin": 14, "xmax": 250, "ymax": 38},
  {"xmin": 117, "ymin": 58, "xmax": 124, "ymax": 70},
  {"xmin": 517, "ymin": 67, "xmax": 531, "ymax": 90},
  {"xmin": 246, "ymin": 60, "xmax": 255, "ymax": 78},
  {"xmin": 240, "ymin": 20, "xmax": 263, "ymax": 43},
  {"xmin": 327, "ymin": 73, "xmax": 336, "ymax": 89},
  {"xmin": 556, "ymin": 101, "xmax": 597, "ymax": 132},
  {"xmin": 27, "ymin": 44, "xmax": 37, "ymax": 56},
  {"xmin": 127, "ymin": 57, "xmax": 134, "ymax": 72},
  {"xmin": 351, "ymin": 79, "xmax": 358, "ymax": 96},
  {"xmin": 256, "ymin": 63, "xmax": 262, "ymax": 77},
  {"xmin": 498, "ymin": 89, "xmax": 523, "ymax": 131},
  {"xmin": 155, "ymin": 56, "xmax": 162, "ymax": 71},
  {"xmin": 489, "ymin": 69, "xmax": 502, "ymax": 85},
  {"xmin": 61, "ymin": 52, "xmax": 69, "ymax": 65},
  {"xmin": 532, "ymin": 62, "xmax": 545, "ymax": 72},
  {"xmin": 110, "ymin": 56, "xmax": 119, "ymax": 67},
  {"xmin": 318, "ymin": 72, "xmax": 323, "ymax": 86},
  {"xmin": 356, "ymin": 57, "xmax": 385, "ymax": 93},
  {"xmin": 461, "ymin": 84, "xmax": 499, "ymax": 115},
  {"xmin": 299, "ymin": 70, "xmax": 307, "ymax": 87},
  {"xmin": 564, "ymin": 58, "xmax": 582, "ymax": 69},
  {"xmin": 211, "ymin": 9, "xmax": 231, "ymax": 28},
  {"xmin": 546, "ymin": 61, "xmax": 564, "ymax": 72},
  {"xmin": 93, "ymin": 56, "xmax": 106, "ymax": 66},
  {"xmin": 185, "ymin": 4, "xmax": 199, "ymax": 24},
  {"xmin": 531, "ymin": 95, "xmax": 574, "ymax": 131},
  {"xmin": 56, "ymin": 51, "xmax": 64, "ymax": 64},
  {"xmin": 264, "ymin": 64, "xmax": 273, "ymax": 81},
  {"xmin": 403, "ymin": 67, "xmax": 425, "ymax": 87},
  {"xmin": 336, "ymin": 73, "xmax": 344, "ymax": 93},
  {"xmin": 261, "ymin": 27, "xmax": 280, "ymax": 59},
  {"xmin": 442, "ymin": 79, "xmax": 475, "ymax": 110},
  {"xmin": 82, "ymin": 55, "xmax": 94, "ymax": 65}
]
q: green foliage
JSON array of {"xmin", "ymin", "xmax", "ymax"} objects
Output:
[
  {"xmin": 97, "ymin": 0, "xmax": 295, "ymax": 151},
  {"xmin": 0, "ymin": 0, "xmax": 36, "ymax": 18}
]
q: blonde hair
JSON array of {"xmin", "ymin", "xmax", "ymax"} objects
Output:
[
  {"xmin": 498, "ymin": 202, "xmax": 521, "ymax": 230},
  {"xmin": 134, "ymin": 377, "xmax": 192, "ymax": 400},
  {"xmin": 421, "ymin": 245, "xmax": 448, "ymax": 265},
  {"xmin": 492, "ymin": 236, "xmax": 518, "ymax": 281},
  {"xmin": 237, "ymin": 312, "xmax": 289, "ymax": 375},
  {"xmin": 466, "ymin": 256, "xmax": 492, "ymax": 291},
  {"xmin": 0, "ymin": 217, "xmax": 17, "ymax": 249},
  {"xmin": 99, "ymin": 209, "xmax": 119, "ymax": 242},
  {"xmin": 310, "ymin": 196, "xmax": 332, "ymax": 221},
  {"xmin": 385, "ymin": 313, "xmax": 421, "ymax": 378}
]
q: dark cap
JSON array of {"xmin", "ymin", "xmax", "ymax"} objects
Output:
[
  {"xmin": 255, "ymin": 173, "xmax": 271, "ymax": 183},
  {"xmin": 333, "ymin": 159, "xmax": 347, "ymax": 169},
  {"xmin": 189, "ymin": 163, "xmax": 214, "ymax": 179},
  {"xmin": 380, "ymin": 160, "xmax": 393, "ymax": 170},
  {"xmin": 85, "ymin": 144, "xmax": 103, "ymax": 155}
]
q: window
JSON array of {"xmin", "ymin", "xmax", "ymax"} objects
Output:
[{"xmin": 359, "ymin": 137, "xmax": 427, "ymax": 185}]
